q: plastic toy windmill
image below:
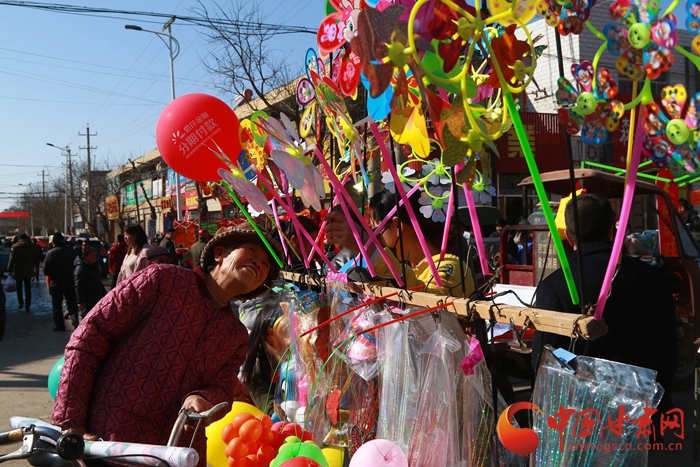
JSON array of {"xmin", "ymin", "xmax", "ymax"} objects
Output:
[
  {"xmin": 602, "ymin": 0, "xmax": 676, "ymax": 82},
  {"xmin": 556, "ymin": 61, "xmax": 625, "ymax": 144},
  {"xmin": 316, "ymin": 0, "xmax": 364, "ymax": 97},
  {"xmin": 686, "ymin": 0, "xmax": 700, "ymax": 53},
  {"xmin": 536, "ymin": 0, "xmax": 598, "ymax": 36},
  {"xmin": 402, "ymin": 0, "xmax": 540, "ymax": 157},
  {"xmin": 643, "ymin": 84, "xmax": 700, "ymax": 175},
  {"xmin": 349, "ymin": 4, "xmax": 434, "ymax": 158},
  {"xmin": 256, "ymin": 113, "xmax": 326, "ymax": 213},
  {"xmin": 306, "ymin": 67, "xmax": 375, "ymax": 193}
]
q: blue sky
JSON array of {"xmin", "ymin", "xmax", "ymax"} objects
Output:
[{"xmin": 0, "ymin": 0, "xmax": 324, "ymax": 210}]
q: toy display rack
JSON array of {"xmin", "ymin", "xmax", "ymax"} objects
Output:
[{"xmin": 281, "ymin": 272, "xmax": 608, "ymax": 341}]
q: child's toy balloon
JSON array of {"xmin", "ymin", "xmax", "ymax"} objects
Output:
[{"xmin": 156, "ymin": 93, "xmax": 242, "ymax": 182}]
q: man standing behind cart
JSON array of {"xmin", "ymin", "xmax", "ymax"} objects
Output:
[{"xmin": 531, "ymin": 194, "xmax": 678, "ymax": 425}]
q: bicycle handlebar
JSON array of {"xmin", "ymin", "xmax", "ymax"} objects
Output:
[{"xmin": 5, "ymin": 418, "xmax": 199, "ymax": 467}]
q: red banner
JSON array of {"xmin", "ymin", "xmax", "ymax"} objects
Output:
[
  {"xmin": 494, "ymin": 112, "xmax": 569, "ymax": 173},
  {"xmin": 0, "ymin": 211, "xmax": 30, "ymax": 218},
  {"xmin": 656, "ymin": 169, "xmax": 679, "ymax": 257}
]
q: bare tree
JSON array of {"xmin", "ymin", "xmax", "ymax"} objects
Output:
[
  {"xmin": 12, "ymin": 183, "xmax": 66, "ymax": 235},
  {"xmin": 198, "ymin": 0, "xmax": 303, "ymax": 120}
]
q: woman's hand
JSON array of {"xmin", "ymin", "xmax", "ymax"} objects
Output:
[
  {"xmin": 61, "ymin": 426, "xmax": 99, "ymax": 441},
  {"xmin": 323, "ymin": 211, "xmax": 360, "ymax": 253},
  {"xmin": 182, "ymin": 395, "xmax": 214, "ymax": 428}
]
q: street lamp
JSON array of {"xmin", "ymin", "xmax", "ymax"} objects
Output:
[
  {"xmin": 125, "ymin": 16, "xmax": 183, "ymax": 221},
  {"xmin": 47, "ymin": 142, "xmax": 73, "ymax": 233}
]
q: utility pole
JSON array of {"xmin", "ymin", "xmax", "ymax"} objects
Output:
[
  {"xmin": 80, "ymin": 125, "xmax": 97, "ymax": 234},
  {"xmin": 68, "ymin": 147, "xmax": 74, "ymax": 233},
  {"xmin": 42, "ymin": 170, "xmax": 45, "ymax": 199}
]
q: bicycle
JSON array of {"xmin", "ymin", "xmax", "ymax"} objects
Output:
[{"xmin": 0, "ymin": 402, "xmax": 228, "ymax": 467}]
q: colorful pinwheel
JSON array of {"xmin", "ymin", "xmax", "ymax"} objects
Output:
[
  {"xmin": 350, "ymin": 4, "xmax": 433, "ymax": 157},
  {"xmin": 536, "ymin": 0, "xmax": 597, "ymax": 36},
  {"xmin": 258, "ymin": 113, "xmax": 326, "ymax": 212},
  {"xmin": 556, "ymin": 61, "xmax": 625, "ymax": 144},
  {"xmin": 643, "ymin": 84, "xmax": 700, "ymax": 175},
  {"xmin": 603, "ymin": 0, "xmax": 676, "ymax": 81}
]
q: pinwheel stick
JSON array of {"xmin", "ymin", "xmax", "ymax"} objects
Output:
[
  {"xmin": 270, "ymin": 199, "xmax": 293, "ymax": 265},
  {"xmin": 252, "ymin": 167, "xmax": 339, "ymax": 273},
  {"xmin": 306, "ymin": 169, "xmax": 352, "ymax": 265},
  {"xmin": 220, "ymin": 181, "xmax": 284, "ymax": 268},
  {"xmin": 369, "ymin": 121, "xmax": 444, "ymax": 288},
  {"xmin": 312, "ymin": 147, "xmax": 405, "ymax": 287},
  {"xmin": 456, "ymin": 161, "xmax": 491, "ymax": 277},
  {"xmin": 347, "ymin": 182, "xmax": 424, "ymax": 269},
  {"xmin": 440, "ymin": 183, "xmax": 455, "ymax": 262},
  {"xmin": 594, "ymin": 103, "xmax": 646, "ymax": 320},
  {"xmin": 504, "ymin": 93, "xmax": 580, "ymax": 305}
]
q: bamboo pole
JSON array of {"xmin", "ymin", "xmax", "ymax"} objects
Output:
[{"xmin": 281, "ymin": 272, "xmax": 608, "ymax": 341}]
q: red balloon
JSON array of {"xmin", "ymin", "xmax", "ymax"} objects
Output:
[
  {"xmin": 155, "ymin": 93, "xmax": 242, "ymax": 182},
  {"xmin": 279, "ymin": 458, "xmax": 321, "ymax": 467},
  {"xmin": 245, "ymin": 454, "xmax": 263, "ymax": 467},
  {"xmin": 221, "ymin": 423, "xmax": 237, "ymax": 444},
  {"xmin": 257, "ymin": 445, "xmax": 276, "ymax": 465},
  {"xmin": 225, "ymin": 438, "xmax": 248, "ymax": 460},
  {"xmin": 239, "ymin": 419, "xmax": 264, "ymax": 443},
  {"xmin": 259, "ymin": 427, "xmax": 275, "ymax": 446}
]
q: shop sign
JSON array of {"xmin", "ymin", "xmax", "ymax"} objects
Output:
[{"xmin": 106, "ymin": 195, "xmax": 120, "ymax": 220}]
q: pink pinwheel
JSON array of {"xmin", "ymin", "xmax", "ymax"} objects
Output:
[
  {"xmin": 258, "ymin": 113, "xmax": 325, "ymax": 212},
  {"xmin": 207, "ymin": 142, "xmax": 272, "ymax": 215},
  {"xmin": 217, "ymin": 167, "xmax": 272, "ymax": 215}
]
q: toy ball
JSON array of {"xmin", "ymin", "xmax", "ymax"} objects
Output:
[
  {"xmin": 47, "ymin": 356, "xmax": 65, "ymax": 399},
  {"xmin": 155, "ymin": 93, "xmax": 242, "ymax": 182},
  {"xmin": 349, "ymin": 440, "xmax": 408, "ymax": 467},
  {"xmin": 206, "ymin": 402, "xmax": 261, "ymax": 467}
]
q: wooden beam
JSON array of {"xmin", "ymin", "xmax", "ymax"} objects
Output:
[{"xmin": 280, "ymin": 272, "xmax": 608, "ymax": 341}]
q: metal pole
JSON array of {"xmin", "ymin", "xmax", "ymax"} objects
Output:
[
  {"xmin": 30, "ymin": 211, "xmax": 34, "ymax": 236},
  {"xmin": 68, "ymin": 148, "xmax": 74, "ymax": 234},
  {"xmin": 166, "ymin": 21, "xmax": 183, "ymax": 222},
  {"xmin": 125, "ymin": 19, "xmax": 182, "ymax": 221}
]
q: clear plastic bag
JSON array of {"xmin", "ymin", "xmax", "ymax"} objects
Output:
[
  {"xmin": 3, "ymin": 275, "xmax": 15, "ymax": 293},
  {"xmin": 407, "ymin": 322, "xmax": 463, "ymax": 467},
  {"xmin": 531, "ymin": 349, "xmax": 663, "ymax": 467},
  {"xmin": 457, "ymin": 335, "xmax": 525, "ymax": 467}
]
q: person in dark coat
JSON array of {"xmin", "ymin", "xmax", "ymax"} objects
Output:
[
  {"xmin": 160, "ymin": 228, "xmax": 177, "ymax": 264},
  {"xmin": 531, "ymin": 193, "xmax": 678, "ymax": 428},
  {"xmin": 7, "ymin": 233, "xmax": 35, "ymax": 312},
  {"xmin": 32, "ymin": 238, "xmax": 43, "ymax": 282},
  {"xmin": 44, "ymin": 232, "xmax": 80, "ymax": 331},
  {"xmin": 0, "ymin": 280, "xmax": 5, "ymax": 342},
  {"xmin": 74, "ymin": 247, "xmax": 106, "ymax": 319},
  {"xmin": 189, "ymin": 229, "xmax": 211, "ymax": 268}
]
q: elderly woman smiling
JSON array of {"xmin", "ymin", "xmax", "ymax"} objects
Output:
[{"xmin": 52, "ymin": 222, "xmax": 283, "ymax": 467}]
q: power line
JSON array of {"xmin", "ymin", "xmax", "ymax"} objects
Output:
[
  {"xmin": 0, "ymin": 163, "xmax": 63, "ymax": 168},
  {"xmin": 0, "ymin": 1, "xmax": 317, "ymax": 34}
]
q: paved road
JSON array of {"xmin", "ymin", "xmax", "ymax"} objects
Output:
[{"xmin": 0, "ymin": 274, "xmax": 697, "ymax": 466}]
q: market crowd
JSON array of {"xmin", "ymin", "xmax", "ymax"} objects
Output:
[{"xmin": 0, "ymin": 190, "xmax": 691, "ymax": 462}]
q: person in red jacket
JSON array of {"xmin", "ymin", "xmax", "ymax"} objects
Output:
[
  {"xmin": 107, "ymin": 234, "xmax": 128, "ymax": 289},
  {"xmin": 52, "ymin": 223, "xmax": 282, "ymax": 467}
]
